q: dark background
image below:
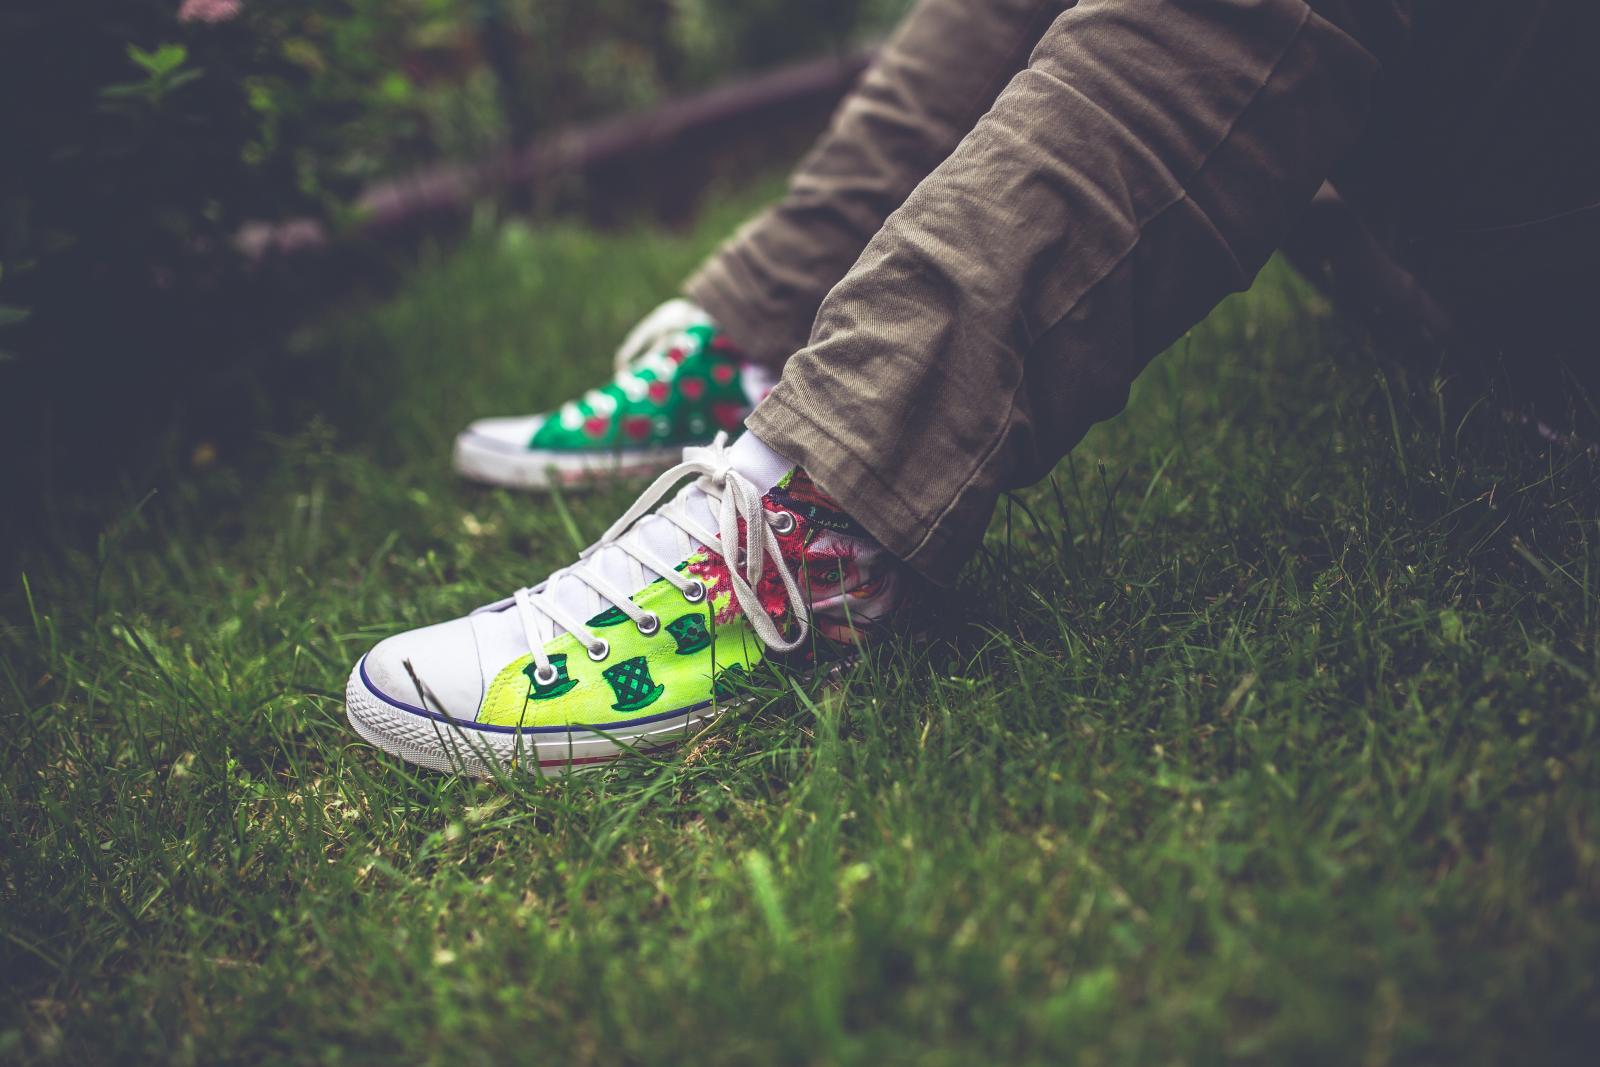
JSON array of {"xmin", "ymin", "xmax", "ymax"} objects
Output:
[{"xmin": 0, "ymin": 0, "xmax": 899, "ymax": 560}]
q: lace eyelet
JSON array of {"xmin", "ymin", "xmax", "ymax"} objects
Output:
[
  {"xmin": 586, "ymin": 639, "xmax": 610, "ymax": 662},
  {"xmin": 768, "ymin": 509, "xmax": 796, "ymax": 535},
  {"xmin": 636, "ymin": 612, "xmax": 661, "ymax": 636},
  {"xmin": 533, "ymin": 664, "xmax": 559, "ymax": 686},
  {"xmin": 682, "ymin": 579, "xmax": 707, "ymax": 603}
]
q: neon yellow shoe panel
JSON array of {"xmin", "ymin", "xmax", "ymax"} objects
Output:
[
  {"xmin": 346, "ymin": 436, "xmax": 907, "ymax": 777},
  {"xmin": 478, "ymin": 575, "xmax": 765, "ymax": 728}
]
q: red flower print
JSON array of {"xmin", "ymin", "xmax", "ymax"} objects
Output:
[
  {"xmin": 648, "ymin": 381, "xmax": 670, "ymax": 404},
  {"xmin": 584, "ymin": 415, "xmax": 610, "ymax": 438},
  {"xmin": 679, "ymin": 377, "xmax": 706, "ymax": 400},
  {"xmin": 711, "ymin": 402, "xmax": 745, "ymax": 430},
  {"xmin": 623, "ymin": 416, "xmax": 652, "ymax": 440},
  {"xmin": 686, "ymin": 513, "xmax": 810, "ymax": 626},
  {"xmin": 683, "ymin": 482, "xmax": 871, "ymax": 633},
  {"xmin": 711, "ymin": 363, "xmax": 736, "ymax": 385},
  {"xmin": 666, "ymin": 346, "xmax": 686, "ymax": 364}
]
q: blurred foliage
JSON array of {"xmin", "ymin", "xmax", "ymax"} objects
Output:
[
  {"xmin": 2, "ymin": 1, "xmax": 393, "ymax": 334},
  {"xmin": 0, "ymin": 0, "xmax": 900, "ymax": 347},
  {"xmin": 0, "ymin": 0, "xmax": 902, "ymax": 521}
]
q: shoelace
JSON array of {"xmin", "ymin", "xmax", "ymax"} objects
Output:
[
  {"xmin": 612, "ymin": 298, "xmax": 707, "ymax": 375},
  {"xmin": 512, "ymin": 433, "xmax": 807, "ymax": 690},
  {"xmin": 558, "ymin": 299, "xmax": 711, "ymax": 426}
]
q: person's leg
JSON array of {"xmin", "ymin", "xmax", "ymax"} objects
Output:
[
  {"xmin": 750, "ymin": 0, "xmax": 1408, "ymax": 575},
  {"xmin": 684, "ymin": 0, "xmax": 1074, "ymax": 368},
  {"xmin": 454, "ymin": 0, "xmax": 1070, "ymax": 490}
]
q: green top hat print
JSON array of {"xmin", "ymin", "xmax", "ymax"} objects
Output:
[
  {"xmin": 585, "ymin": 605, "xmax": 632, "ymax": 628},
  {"xmin": 666, "ymin": 612, "xmax": 712, "ymax": 655},
  {"xmin": 522, "ymin": 654, "xmax": 579, "ymax": 700},
  {"xmin": 601, "ymin": 655, "xmax": 666, "ymax": 713},
  {"xmin": 713, "ymin": 662, "xmax": 747, "ymax": 701}
]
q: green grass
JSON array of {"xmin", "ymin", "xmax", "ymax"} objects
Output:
[{"xmin": 4, "ymin": 182, "xmax": 1599, "ymax": 1065}]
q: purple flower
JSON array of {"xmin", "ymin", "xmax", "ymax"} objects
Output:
[{"xmin": 178, "ymin": 0, "xmax": 242, "ymax": 24}]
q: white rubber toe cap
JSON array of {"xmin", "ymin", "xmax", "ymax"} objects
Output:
[
  {"xmin": 459, "ymin": 414, "xmax": 545, "ymax": 452},
  {"xmin": 361, "ymin": 616, "xmax": 486, "ymax": 720}
]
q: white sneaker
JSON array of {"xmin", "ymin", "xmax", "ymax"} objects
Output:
[{"xmin": 350, "ymin": 433, "xmax": 906, "ymax": 775}]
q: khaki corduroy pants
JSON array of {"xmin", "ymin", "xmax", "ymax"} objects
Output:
[{"xmin": 686, "ymin": 0, "xmax": 1600, "ymax": 578}]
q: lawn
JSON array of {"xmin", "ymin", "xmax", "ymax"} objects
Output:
[{"xmin": 4, "ymin": 181, "xmax": 1598, "ymax": 1065}]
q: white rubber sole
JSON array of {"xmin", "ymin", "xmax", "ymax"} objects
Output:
[
  {"xmin": 452, "ymin": 430, "xmax": 690, "ymax": 491},
  {"xmin": 344, "ymin": 656, "xmax": 724, "ymax": 777}
]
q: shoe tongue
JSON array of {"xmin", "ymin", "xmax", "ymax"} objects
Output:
[{"xmin": 540, "ymin": 434, "xmax": 794, "ymax": 633}]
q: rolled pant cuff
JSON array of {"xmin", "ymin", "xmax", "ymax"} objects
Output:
[
  {"xmin": 747, "ymin": 391, "xmax": 986, "ymax": 583},
  {"xmin": 682, "ymin": 264, "xmax": 807, "ymax": 371}
]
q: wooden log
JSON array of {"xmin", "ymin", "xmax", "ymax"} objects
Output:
[{"xmin": 240, "ymin": 46, "xmax": 874, "ymax": 258}]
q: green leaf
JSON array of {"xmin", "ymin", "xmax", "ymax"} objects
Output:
[
  {"xmin": 165, "ymin": 68, "xmax": 205, "ymax": 93},
  {"xmin": 101, "ymin": 47, "xmax": 203, "ymax": 107},
  {"xmin": 98, "ymin": 82, "xmax": 153, "ymax": 102},
  {"xmin": 379, "ymin": 71, "xmax": 412, "ymax": 103},
  {"xmin": 127, "ymin": 43, "xmax": 188, "ymax": 77}
]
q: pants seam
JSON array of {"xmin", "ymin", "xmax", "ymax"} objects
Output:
[
  {"xmin": 899, "ymin": 2, "xmax": 1317, "ymax": 566},
  {"xmin": 690, "ymin": 0, "xmax": 1070, "ymax": 359},
  {"xmin": 860, "ymin": 0, "xmax": 1071, "ymax": 255},
  {"xmin": 749, "ymin": 393, "xmax": 927, "ymax": 552}
]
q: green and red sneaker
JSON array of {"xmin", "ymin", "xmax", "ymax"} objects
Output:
[{"xmin": 453, "ymin": 299, "xmax": 775, "ymax": 490}]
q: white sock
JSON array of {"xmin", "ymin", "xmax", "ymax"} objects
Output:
[
  {"xmin": 740, "ymin": 360, "xmax": 778, "ymax": 406},
  {"xmin": 727, "ymin": 428, "xmax": 793, "ymax": 493}
]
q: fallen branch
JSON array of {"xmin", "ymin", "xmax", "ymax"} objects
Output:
[{"xmin": 239, "ymin": 47, "xmax": 874, "ymax": 258}]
